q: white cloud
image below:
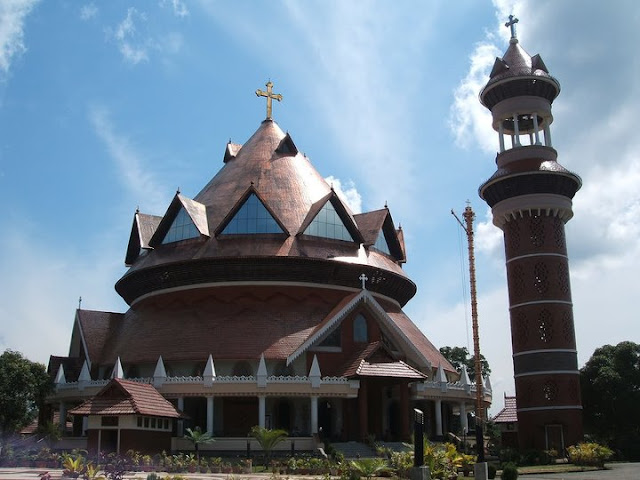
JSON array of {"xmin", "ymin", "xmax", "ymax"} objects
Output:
[
  {"xmin": 89, "ymin": 105, "xmax": 166, "ymax": 212},
  {"xmin": 0, "ymin": 0, "xmax": 39, "ymax": 76},
  {"xmin": 449, "ymin": 41, "xmax": 501, "ymax": 153},
  {"xmin": 161, "ymin": 0, "xmax": 189, "ymax": 18},
  {"xmin": 79, "ymin": 3, "xmax": 98, "ymax": 21},
  {"xmin": 111, "ymin": 7, "xmax": 149, "ymax": 65},
  {"xmin": 325, "ymin": 175, "xmax": 362, "ymax": 214}
]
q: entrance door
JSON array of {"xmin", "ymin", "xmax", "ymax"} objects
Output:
[
  {"xmin": 545, "ymin": 424, "xmax": 565, "ymax": 453},
  {"xmin": 223, "ymin": 397, "xmax": 258, "ymax": 436},
  {"xmin": 100, "ymin": 430, "xmax": 118, "ymax": 454}
]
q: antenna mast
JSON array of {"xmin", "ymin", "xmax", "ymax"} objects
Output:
[{"xmin": 452, "ymin": 202, "xmax": 485, "ymax": 462}]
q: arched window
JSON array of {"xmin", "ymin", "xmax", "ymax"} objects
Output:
[
  {"xmin": 353, "ymin": 313, "xmax": 368, "ymax": 343},
  {"xmin": 232, "ymin": 361, "xmax": 253, "ymax": 377}
]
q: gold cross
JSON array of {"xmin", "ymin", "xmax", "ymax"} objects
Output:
[{"xmin": 255, "ymin": 81, "xmax": 282, "ymax": 119}]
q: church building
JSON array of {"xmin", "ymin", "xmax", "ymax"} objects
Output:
[{"xmin": 47, "ymin": 81, "xmax": 491, "ymax": 454}]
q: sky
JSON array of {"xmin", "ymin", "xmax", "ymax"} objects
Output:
[{"xmin": 1, "ymin": 0, "xmax": 638, "ymax": 416}]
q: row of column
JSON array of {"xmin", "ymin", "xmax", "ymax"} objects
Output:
[
  {"xmin": 175, "ymin": 395, "xmax": 320, "ymax": 436},
  {"xmin": 498, "ymin": 112, "xmax": 552, "ymax": 152},
  {"xmin": 433, "ymin": 400, "xmax": 470, "ymax": 436}
]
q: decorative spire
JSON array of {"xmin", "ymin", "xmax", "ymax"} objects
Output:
[
  {"xmin": 255, "ymin": 80, "xmax": 282, "ymax": 120},
  {"xmin": 505, "ymin": 15, "xmax": 519, "ymax": 43},
  {"xmin": 309, "ymin": 354, "xmax": 322, "ymax": 388},
  {"xmin": 111, "ymin": 356, "xmax": 124, "ymax": 379}
]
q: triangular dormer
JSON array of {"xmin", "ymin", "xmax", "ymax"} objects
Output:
[
  {"xmin": 489, "ymin": 57, "xmax": 509, "ymax": 78},
  {"xmin": 299, "ymin": 191, "xmax": 363, "ymax": 243},
  {"xmin": 531, "ymin": 54, "xmax": 549, "ymax": 73},
  {"xmin": 223, "ymin": 141, "xmax": 243, "ymax": 163},
  {"xmin": 125, "ymin": 210, "xmax": 162, "ymax": 266},
  {"xmin": 149, "ymin": 193, "xmax": 209, "ymax": 247},
  {"xmin": 353, "ymin": 208, "xmax": 405, "ymax": 262},
  {"xmin": 275, "ymin": 132, "xmax": 298, "ymax": 155},
  {"xmin": 216, "ymin": 186, "xmax": 287, "ymax": 235}
]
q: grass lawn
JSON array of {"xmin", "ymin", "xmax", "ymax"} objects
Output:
[{"xmin": 515, "ymin": 463, "xmax": 601, "ymax": 475}]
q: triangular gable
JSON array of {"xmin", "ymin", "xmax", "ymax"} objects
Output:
[
  {"xmin": 298, "ymin": 191, "xmax": 363, "ymax": 243},
  {"xmin": 275, "ymin": 132, "xmax": 298, "ymax": 155},
  {"xmin": 223, "ymin": 142, "xmax": 243, "ymax": 163},
  {"xmin": 287, "ymin": 290, "xmax": 431, "ymax": 369},
  {"xmin": 149, "ymin": 193, "xmax": 209, "ymax": 247},
  {"xmin": 354, "ymin": 208, "xmax": 405, "ymax": 261},
  {"xmin": 125, "ymin": 211, "xmax": 162, "ymax": 266},
  {"xmin": 396, "ymin": 226, "xmax": 407, "ymax": 263},
  {"xmin": 216, "ymin": 186, "xmax": 288, "ymax": 235},
  {"xmin": 531, "ymin": 54, "xmax": 549, "ymax": 74},
  {"xmin": 489, "ymin": 57, "xmax": 509, "ymax": 78}
]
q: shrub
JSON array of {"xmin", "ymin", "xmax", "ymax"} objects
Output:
[
  {"xmin": 567, "ymin": 442, "xmax": 613, "ymax": 467},
  {"xmin": 500, "ymin": 462, "xmax": 518, "ymax": 480},
  {"xmin": 145, "ymin": 474, "xmax": 160, "ymax": 480},
  {"xmin": 487, "ymin": 464, "xmax": 497, "ymax": 479}
]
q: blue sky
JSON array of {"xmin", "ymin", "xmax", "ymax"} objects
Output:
[{"xmin": 1, "ymin": 0, "xmax": 638, "ymax": 415}]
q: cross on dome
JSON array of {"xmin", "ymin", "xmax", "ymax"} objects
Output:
[
  {"xmin": 505, "ymin": 15, "xmax": 519, "ymax": 40},
  {"xmin": 359, "ymin": 273, "xmax": 368, "ymax": 290},
  {"xmin": 255, "ymin": 80, "xmax": 283, "ymax": 119}
]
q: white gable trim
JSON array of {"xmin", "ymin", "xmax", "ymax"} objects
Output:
[
  {"xmin": 75, "ymin": 311, "xmax": 92, "ymax": 371},
  {"xmin": 286, "ymin": 289, "xmax": 430, "ymax": 370}
]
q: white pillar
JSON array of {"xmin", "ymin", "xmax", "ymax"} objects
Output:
[
  {"xmin": 544, "ymin": 125, "xmax": 552, "ymax": 147},
  {"xmin": 498, "ymin": 123, "xmax": 505, "ymax": 152},
  {"xmin": 310, "ymin": 397, "xmax": 318, "ymax": 434},
  {"xmin": 512, "ymin": 114, "xmax": 521, "ymax": 146},
  {"xmin": 259, "ymin": 396, "xmax": 266, "ymax": 428},
  {"xmin": 177, "ymin": 397, "xmax": 184, "ymax": 436},
  {"xmin": 435, "ymin": 399, "xmax": 443, "ymax": 437},
  {"xmin": 206, "ymin": 397, "xmax": 214, "ymax": 435},
  {"xmin": 532, "ymin": 113, "xmax": 541, "ymax": 145},
  {"xmin": 460, "ymin": 402, "xmax": 468, "ymax": 434}
]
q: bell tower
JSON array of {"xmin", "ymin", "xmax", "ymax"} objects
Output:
[{"xmin": 478, "ymin": 17, "xmax": 583, "ymax": 450}]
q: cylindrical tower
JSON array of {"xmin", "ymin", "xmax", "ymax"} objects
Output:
[{"xmin": 479, "ymin": 18, "xmax": 583, "ymax": 450}]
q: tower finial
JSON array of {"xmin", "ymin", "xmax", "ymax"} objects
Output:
[
  {"xmin": 505, "ymin": 15, "xmax": 519, "ymax": 42},
  {"xmin": 255, "ymin": 80, "xmax": 283, "ymax": 120}
]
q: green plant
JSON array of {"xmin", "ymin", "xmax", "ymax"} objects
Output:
[
  {"xmin": 146, "ymin": 474, "xmax": 160, "ymax": 480},
  {"xmin": 183, "ymin": 427, "xmax": 214, "ymax": 462},
  {"xmin": 389, "ymin": 451, "xmax": 412, "ymax": 478},
  {"xmin": 350, "ymin": 458, "xmax": 388, "ymax": 480},
  {"xmin": 500, "ymin": 462, "xmax": 518, "ymax": 480},
  {"xmin": 62, "ymin": 453, "xmax": 86, "ymax": 478},
  {"xmin": 249, "ymin": 425, "xmax": 288, "ymax": 466},
  {"xmin": 567, "ymin": 442, "xmax": 613, "ymax": 467},
  {"xmin": 83, "ymin": 463, "xmax": 106, "ymax": 480}
]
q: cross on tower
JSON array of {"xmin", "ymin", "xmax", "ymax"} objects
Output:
[
  {"xmin": 505, "ymin": 15, "xmax": 519, "ymax": 39},
  {"xmin": 255, "ymin": 81, "xmax": 283, "ymax": 119},
  {"xmin": 359, "ymin": 273, "xmax": 368, "ymax": 290}
]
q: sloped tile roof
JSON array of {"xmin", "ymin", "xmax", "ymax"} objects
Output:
[
  {"xmin": 77, "ymin": 310, "xmax": 124, "ymax": 365},
  {"xmin": 493, "ymin": 396, "xmax": 518, "ymax": 423},
  {"xmin": 69, "ymin": 378, "xmax": 181, "ymax": 418},
  {"xmin": 338, "ymin": 342, "xmax": 426, "ymax": 379},
  {"xmin": 380, "ymin": 300, "xmax": 457, "ymax": 374}
]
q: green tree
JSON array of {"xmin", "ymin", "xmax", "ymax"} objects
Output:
[
  {"xmin": 439, "ymin": 346, "xmax": 491, "ymax": 380},
  {"xmin": 580, "ymin": 341, "xmax": 640, "ymax": 460},
  {"xmin": 249, "ymin": 425, "xmax": 288, "ymax": 466},
  {"xmin": 184, "ymin": 427, "xmax": 214, "ymax": 461},
  {"xmin": 0, "ymin": 350, "xmax": 52, "ymax": 440}
]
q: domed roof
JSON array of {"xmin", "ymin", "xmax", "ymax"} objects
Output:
[
  {"xmin": 480, "ymin": 38, "xmax": 560, "ymax": 110},
  {"xmin": 117, "ymin": 118, "xmax": 415, "ymax": 306}
]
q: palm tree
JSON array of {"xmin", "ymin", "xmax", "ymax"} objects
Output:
[
  {"xmin": 184, "ymin": 427, "xmax": 214, "ymax": 462},
  {"xmin": 249, "ymin": 425, "xmax": 288, "ymax": 466}
]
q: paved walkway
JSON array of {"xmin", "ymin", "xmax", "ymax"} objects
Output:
[
  {"xmin": 515, "ymin": 462, "xmax": 639, "ymax": 479},
  {"xmin": 0, "ymin": 463, "xmax": 638, "ymax": 480}
]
